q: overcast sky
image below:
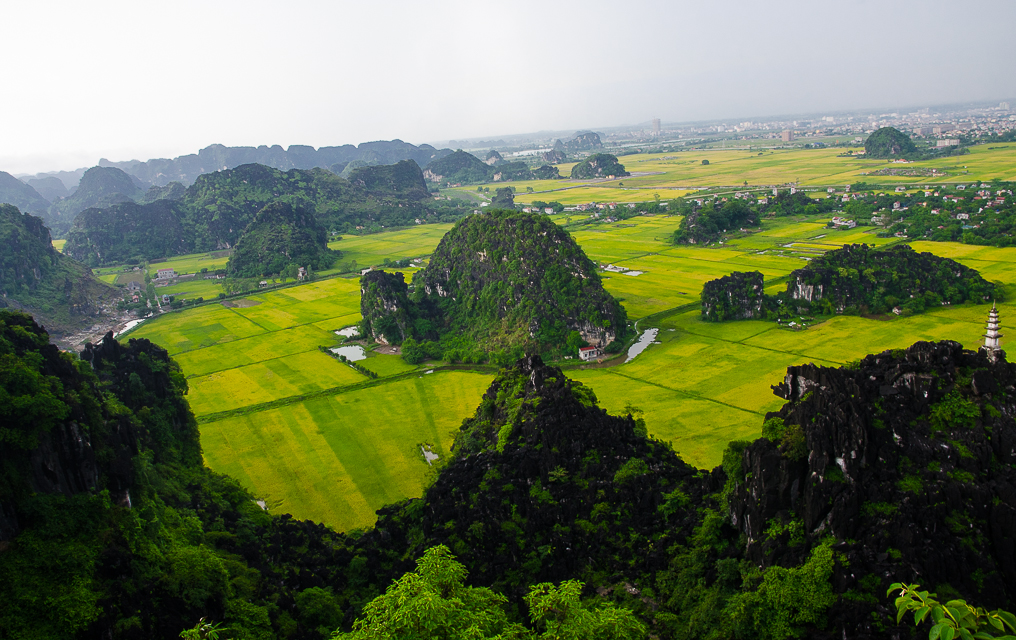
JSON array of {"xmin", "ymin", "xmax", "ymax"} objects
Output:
[{"xmin": 3, "ymin": 0, "xmax": 1014, "ymax": 174}]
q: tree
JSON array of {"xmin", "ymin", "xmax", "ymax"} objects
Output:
[
  {"xmin": 333, "ymin": 546, "xmax": 647, "ymax": 640},
  {"xmin": 702, "ymin": 159, "xmax": 710, "ymax": 165}
]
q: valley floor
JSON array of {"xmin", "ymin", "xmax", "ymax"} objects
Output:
[{"xmin": 127, "ymin": 210, "xmax": 1016, "ymax": 531}]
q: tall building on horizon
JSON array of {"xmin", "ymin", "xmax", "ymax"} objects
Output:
[{"xmin": 652, "ymin": 118, "xmax": 661, "ymax": 135}]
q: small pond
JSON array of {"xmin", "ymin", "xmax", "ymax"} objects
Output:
[
  {"xmin": 330, "ymin": 345, "xmax": 366, "ymax": 361},
  {"xmin": 335, "ymin": 326, "xmax": 359, "ymax": 338},
  {"xmin": 626, "ymin": 328, "xmax": 659, "ymax": 363}
]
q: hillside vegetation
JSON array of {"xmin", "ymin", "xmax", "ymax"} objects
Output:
[
  {"xmin": 0, "ymin": 171, "xmax": 50, "ymax": 215},
  {"xmin": 570, "ymin": 153, "xmax": 630, "ymax": 179},
  {"xmin": 360, "ymin": 210, "xmax": 629, "ymax": 361},
  {"xmin": 424, "ymin": 150, "xmax": 561, "ymax": 185},
  {"xmin": 0, "ymin": 204, "xmax": 114, "ymax": 337},
  {"xmin": 226, "ymin": 202, "xmax": 338, "ymax": 278},
  {"xmin": 63, "ymin": 160, "xmax": 466, "ymax": 267},
  {"xmin": 864, "ymin": 126, "xmax": 918, "ymax": 158}
]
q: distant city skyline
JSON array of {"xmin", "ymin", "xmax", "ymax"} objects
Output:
[{"xmin": 2, "ymin": 0, "xmax": 1014, "ymax": 174}]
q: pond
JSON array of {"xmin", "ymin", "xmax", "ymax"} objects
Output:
[
  {"xmin": 626, "ymin": 328, "xmax": 659, "ymax": 363},
  {"xmin": 330, "ymin": 345, "xmax": 366, "ymax": 361},
  {"xmin": 335, "ymin": 326, "xmax": 359, "ymax": 338}
]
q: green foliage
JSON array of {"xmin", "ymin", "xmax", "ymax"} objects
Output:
[
  {"xmin": 701, "ymin": 271, "xmax": 771, "ymax": 321},
  {"xmin": 726, "ymin": 541, "xmax": 837, "ymax": 640},
  {"xmin": 570, "ymin": 154, "xmax": 630, "ymax": 179},
  {"xmin": 334, "ymin": 546, "xmax": 646, "ymax": 640},
  {"xmin": 783, "ymin": 244, "xmax": 994, "ymax": 316},
  {"xmin": 491, "ymin": 187, "xmax": 516, "ymax": 209},
  {"xmin": 375, "ymin": 210, "xmax": 629, "ymax": 357},
  {"xmin": 889, "ymin": 583, "xmax": 1016, "ymax": 640},
  {"xmin": 613, "ymin": 458, "xmax": 649, "ymax": 484},
  {"xmin": 226, "ymin": 202, "xmax": 338, "ymax": 278},
  {"xmin": 65, "ymin": 162, "xmax": 462, "ymax": 266},
  {"xmin": 929, "ymin": 391, "xmax": 982, "ymax": 432},
  {"xmin": 864, "ymin": 127, "xmax": 918, "ymax": 158},
  {"xmin": 179, "ymin": 618, "xmax": 226, "ymax": 639},
  {"xmin": 672, "ymin": 200, "xmax": 758, "ymax": 245}
]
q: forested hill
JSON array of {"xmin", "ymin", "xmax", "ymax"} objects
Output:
[
  {"xmin": 95, "ymin": 140, "xmax": 454, "ymax": 187},
  {"xmin": 45, "ymin": 166, "xmax": 145, "ymax": 236},
  {"xmin": 63, "ymin": 161, "xmax": 466, "ymax": 266},
  {"xmin": 0, "ymin": 171, "xmax": 50, "ymax": 214},
  {"xmin": 0, "ymin": 204, "xmax": 114, "ymax": 337},
  {"xmin": 360, "ymin": 210, "xmax": 629, "ymax": 361},
  {"xmin": 4, "ymin": 320, "xmax": 1014, "ymax": 639},
  {"xmin": 785, "ymin": 243, "xmax": 994, "ymax": 315},
  {"xmin": 226, "ymin": 202, "xmax": 338, "ymax": 278},
  {"xmin": 423, "ymin": 150, "xmax": 561, "ymax": 185}
]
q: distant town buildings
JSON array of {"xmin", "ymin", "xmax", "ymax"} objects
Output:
[
  {"xmin": 781, "ymin": 130, "xmax": 794, "ymax": 142},
  {"xmin": 937, "ymin": 139, "xmax": 960, "ymax": 147},
  {"xmin": 652, "ymin": 118, "xmax": 661, "ymax": 135},
  {"xmin": 156, "ymin": 268, "xmax": 176, "ymax": 280}
]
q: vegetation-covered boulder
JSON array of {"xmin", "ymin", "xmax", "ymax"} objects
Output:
[
  {"xmin": 701, "ymin": 271, "xmax": 769, "ymax": 321},
  {"xmin": 564, "ymin": 131, "xmax": 603, "ymax": 151},
  {"xmin": 785, "ymin": 243, "xmax": 994, "ymax": 315},
  {"xmin": 569, "ymin": 153, "xmax": 629, "ymax": 179},
  {"xmin": 671, "ymin": 199, "xmax": 758, "ymax": 245},
  {"xmin": 423, "ymin": 150, "xmax": 491, "ymax": 184},
  {"xmin": 0, "ymin": 171, "xmax": 50, "ymax": 214},
  {"xmin": 484, "ymin": 150, "xmax": 504, "ymax": 165},
  {"xmin": 864, "ymin": 126, "xmax": 917, "ymax": 158},
  {"xmin": 346, "ymin": 159, "xmax": 430, "ymax": 200},
  {"xmin": 139, "ymin": 181, "xmax": 186, "ymax": 203},
  {"xmin": 541, "ymin": 149, "xmax": 567, "ymax": 163},
  {"xmin": 360, "ymin": 270, "xmax": 413, "ymax": 344},
  {"xmin": 0, "ymin": 204, "xmax": 114, "ymax": 339},
  {"xmin": 226, "ymin": 202, "xmax": 338, "ymax": 278},
  {"xmin": 412, "ymin": 210, "xmax": 629, "ymax": 354}
]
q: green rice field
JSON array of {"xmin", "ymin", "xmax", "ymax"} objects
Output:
[
  {"xmin": 447, "ymin": 144, "xmax": 1016, "ymax": 200},
  {"xmin": 121, "ymin": 178, "xmax": 1016, "ymax": 531}
]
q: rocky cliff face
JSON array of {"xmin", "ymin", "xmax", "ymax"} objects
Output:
[
  {"xmin": 730, "ymin": 340, "xmax": 1016, "ymax": 633},
  {"xmin": 360, "ymin": 270, "xmax": 413, "ymax": 344},
  {"xmin": 785, "ymin": 244, "xmax": 993, "ymax": 313},
  {"xmin": 701, "ymin": 270, "xmax": 766, "ymax": 321}
]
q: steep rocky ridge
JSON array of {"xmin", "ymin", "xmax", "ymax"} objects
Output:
[
  {"xmin": 0, "ymin": 171, "xmax": 50, "ymax": 214},
  {"xmin": 731, "ymin": 340, "xmax": 1016, "ymax": 633},
  {"xmin": 95, "ymin": 140, "xmax": 453, "ymax": 187},
  {"xmin": 786, "ymin": 244, "xmax": 993, "ymax": 314},
  {"xmin": 701, "ymin": 270, "xmax": 767, "ymax": 321},
  {"xmin": 360, "ymin": 210, "xmax": 629, "ymax": 355},
  {"xmin": 570, "ymin": 153, "xmax": 629, "ymax": 179}
]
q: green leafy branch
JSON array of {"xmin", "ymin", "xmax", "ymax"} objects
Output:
[{"xmin": 889, "ymin": 583, "xmax": 1016, "ymax": 640}]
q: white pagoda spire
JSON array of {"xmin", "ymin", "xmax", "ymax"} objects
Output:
[{"xmin": 982, "ymin": 302, "xmax": 1003, "ymax": 361}]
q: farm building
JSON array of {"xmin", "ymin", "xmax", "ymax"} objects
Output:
[
  {"xmin": 578, "ymin": 346, "xmax": 601, "ymax": 362},
  {"xmin": 156, "ymin": 268, "xmax": 176, "ymax": 280}
]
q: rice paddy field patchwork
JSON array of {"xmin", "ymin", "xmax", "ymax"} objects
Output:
[
  {"xmin": 199, "ymin": 371, "xmax": 491, "ymax": 530},
  {"xmin": 122, "ymin": 200, "xmax": 1016, "ymax": 531}
]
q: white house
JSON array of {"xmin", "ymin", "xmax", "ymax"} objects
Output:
[
  {"xmin": 156, "ymin": 268, "xmax": 176, "ymax": 280},
  {"xmin": 578, "ymin": 346, "xmax": 602, "ymax": 362}
]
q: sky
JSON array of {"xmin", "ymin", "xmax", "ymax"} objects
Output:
[{"xmin": 2, "ymin": 0, "xmax": 1014, "ymax": 174}]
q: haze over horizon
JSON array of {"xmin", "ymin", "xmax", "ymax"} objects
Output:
[{"xmin": 3, "ymin": 0, "xmax": 1014, "ymax": 175}]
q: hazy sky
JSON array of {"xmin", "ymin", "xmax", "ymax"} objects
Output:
[{"xmin": 3, "ymin": 0, "xmax": 1014, "ymax": 174}]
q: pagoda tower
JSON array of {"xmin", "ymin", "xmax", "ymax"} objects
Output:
[{"xmin": 982, "ymin": 302, "xmax": 1004, "ymax": 361}]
